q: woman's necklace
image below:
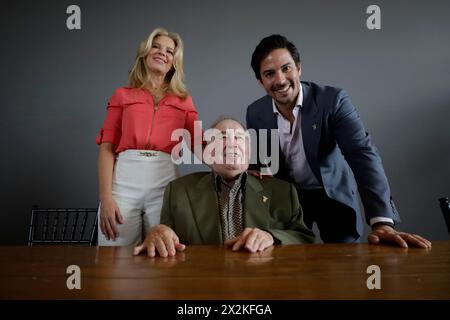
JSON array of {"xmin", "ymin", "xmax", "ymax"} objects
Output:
[{"xmin": 150, "ymin": 84, "xmax": 167, "ymax": 107}]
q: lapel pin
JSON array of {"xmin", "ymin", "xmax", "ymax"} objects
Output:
[
  {"xmin": 262, "ymin": 196, "xmax": 268, "ymax": 203},
  {"xmin": 312, "ymin": 124, "xmax": 318, "ymax": 131}
]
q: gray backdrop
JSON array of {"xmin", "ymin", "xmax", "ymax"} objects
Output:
[{"xmin": 1, "ymin": 0, "xmax": 449, "ymax": 244}]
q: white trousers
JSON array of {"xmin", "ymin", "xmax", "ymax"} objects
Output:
[{"xmin": 98, "ymin": 150, "xmax": 179, "ymax": 246}]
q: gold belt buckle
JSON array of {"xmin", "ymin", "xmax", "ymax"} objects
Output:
[{"xmin": 140, "ymin": 151, "xmax": 158, "ymax": 157}]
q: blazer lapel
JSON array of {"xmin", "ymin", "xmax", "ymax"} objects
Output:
[
  {"xmin": 301, "ymin": 81, "xmax": 322, "ymax": 180},
  {"xmin": 186, "ymin": 174, "xmax": 222, "ymax": 244},
  {"xmin": 244, "ymin": 176, "xmax": 272, "ymax": 229},
  {"xmin": 260, "ymin": 95, "xmax": 287, "ymax": 174},
  {"xmin": 259, "ymin": 95, "xmax": 278, "ymax": 130}
]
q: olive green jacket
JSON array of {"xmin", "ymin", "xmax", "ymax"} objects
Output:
[{"xmin": 160, "ymin": 172, "xmax": 315, "ymax": 245}]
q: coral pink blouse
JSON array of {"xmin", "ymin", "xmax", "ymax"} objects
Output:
[{"xmin": 96, "ymin": 87, "xmax": 200, "ymax": 154}]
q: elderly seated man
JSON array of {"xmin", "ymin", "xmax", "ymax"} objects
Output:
[{"xmin": 134, "ymin": 116, "xmax": 314, "ymax": 257}]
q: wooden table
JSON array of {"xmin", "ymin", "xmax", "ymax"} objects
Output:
[{"xmin": 1, "ymin": 242, "xmax": 449, "ymax": 300}]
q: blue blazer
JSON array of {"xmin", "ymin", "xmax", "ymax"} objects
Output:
[{"xmin": 246, "ymin": 81, "xmax": 400, "ymax": 235}]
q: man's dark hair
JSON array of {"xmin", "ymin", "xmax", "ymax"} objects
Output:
[{"xmin": 251, "ymin": 34, "xmax": 301, "ymax": 81}]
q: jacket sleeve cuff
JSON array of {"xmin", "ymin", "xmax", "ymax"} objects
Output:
[
  {"xmin": 96, "ymin": 128, "xmax": 120, "ymax": 146},
  {"xmin": 370, "ymin": 217, "xmax": 395, "ymax": 228}
]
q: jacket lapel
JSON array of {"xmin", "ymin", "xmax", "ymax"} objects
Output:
[
  {"xmin": 186, "ymin": 174, "xmax": 222, "ymax": 244},
  {"xmin": 301, "ymin": 81, "xmax": 322, "ymax": 180},
  {"xmin": 260, "ymin": 95, "xmax": 278, "ymax": 130},
  {"xmin": 244, "ymin": 176, "xmax": 272, "ymax": 229},
  {"xmin": 259, "ymin": 95, "xmax": 287, "ymax": 175}
]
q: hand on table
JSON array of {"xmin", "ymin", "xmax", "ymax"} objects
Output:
[
  {"xmin": 134, "ymin": 224, "xmax": 186, "ymax": 257},
  {"xmin": 368, "ymin": 224, "xmax": 431, "ymax": 249},
  {"xmin": 224, "ymin": 227, "xmax": 274, "ymax": 253}
]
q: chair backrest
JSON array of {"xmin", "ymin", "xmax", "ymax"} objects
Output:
[
  {"xmin": 28, "ymin": 206, "xmax": 98, "ymax": 246},
  {"xmin": 439, "ymin": 197, "xmax": 450, "ymax": 235}
]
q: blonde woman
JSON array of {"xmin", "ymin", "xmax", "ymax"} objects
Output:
[{"xmin": 96, "ymin": 28, "xmax": 200, "ymax": 245}]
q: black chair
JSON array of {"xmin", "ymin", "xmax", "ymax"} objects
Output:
[
  {"xmin": 439, "ymin": 197, "xmax": 450, "ymax": 235},
  {"xmin": 28, "ymin": 206, "xmax": 98, "ymax": 246}
]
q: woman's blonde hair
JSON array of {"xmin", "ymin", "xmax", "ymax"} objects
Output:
[{"xmin": 129, "ymin": 27, "xmax": 188, "ymax": 98}]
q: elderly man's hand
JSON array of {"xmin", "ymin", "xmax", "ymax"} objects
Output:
[
  {"xmin": 224, "ymin": 227, "xmax": 274, "ymax": 253},
  {"xmin": 368, "ymin": 224, "xmax": 432, "ymax": 249},
  {"xmin": 133, "ymin": 224, "xmax": 186, "ymax": 257}
]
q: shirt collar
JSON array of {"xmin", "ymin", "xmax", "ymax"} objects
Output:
[
  {"xmin": 272, "ymin": 82, "xmax": 303, "ymax": 115},
  {"xmin": 213, "ymin": 171, "xmax": 247, "ymax": 192}
]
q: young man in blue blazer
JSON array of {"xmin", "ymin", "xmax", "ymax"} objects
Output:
[{"xmin": 246, "ymin": 34, "xmax": 430, "ymax": 248}]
